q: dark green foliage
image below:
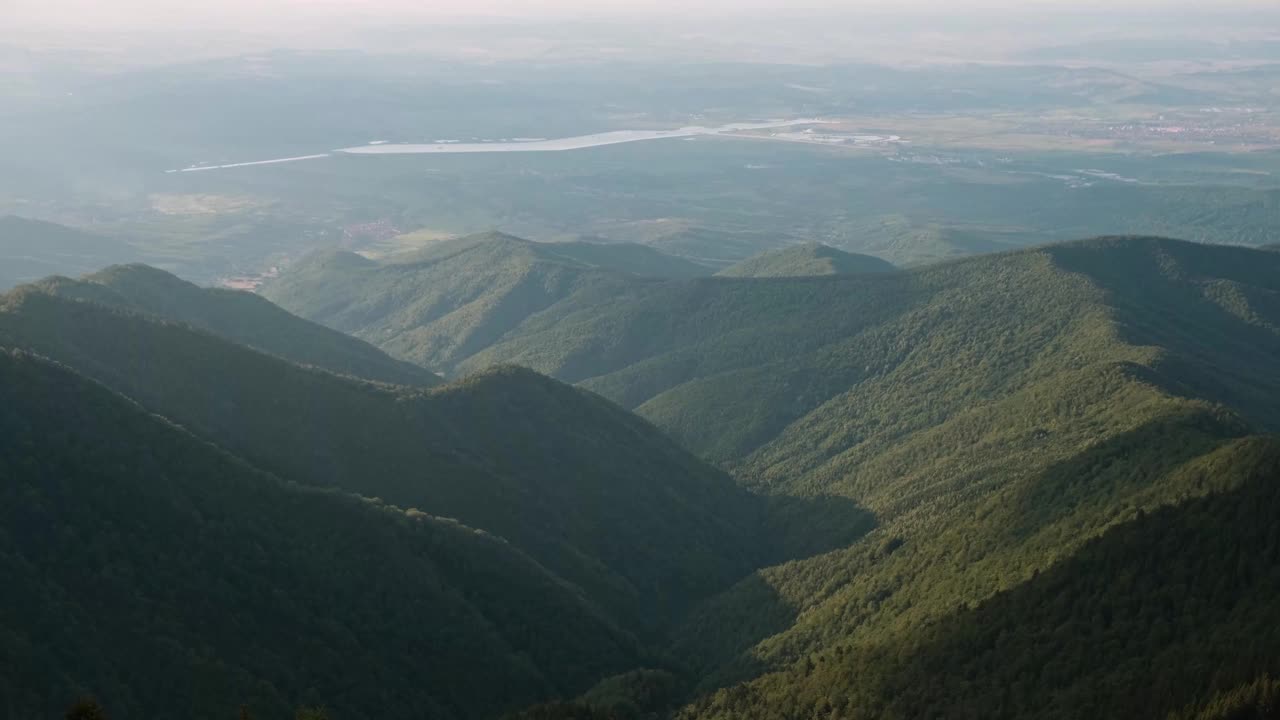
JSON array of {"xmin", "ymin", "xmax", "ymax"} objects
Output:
[
  {"xmin": 504, "ymin": 671, "xmax": 684, "ymax": 720},
  {"xmin": 502, "ymin": 702, "xmax": 621, "ymax": 720},
  {"xmin": 11, "ymin": 235, "xmax": 1280, "ymax": 719},
  {"xmin": 536, "ymin": 241, "xmax": 713, "ymax": 279},
  {"xmin": 1174, "ymin": 676, "xmax": 1280, "ymax": 720},
  {"xmin": 262, "ymin": 236, "xmax": 1280, "ymax": 720},
  {"xmin": 289, "ymin": 234, "xmax": 1278, "ymax": 719},
  {"xmin": 0, "ymin": 349, "xmax": 640, "ymax": 720},
  {"xmin": 683, "ymin": 436, "xmax": 1280, "ymax": 720},
  {"xmin": 716, "ymin": 243, "xmax": 896, "ymax": 278},
  {"xmin": 260, "ymin": 232, "xmax": 705, "ymax": 370},
  {"xmin": 0, "ymin": 288, "xmax": 770, "ymax": 632},
  {"xmin": 258, "ymin": 230, "xmax": 706, "ymax": 368},
  {"xmin": 65, "ymin": 698, "xmax": 108, "ymax": 720},
  {"xmin": 578, "ymin": 669, "xmax": 685, "ymax": 719},
  {"xmin": 30, "ymin": 264, "xmax": 438, "ymax": 386},
  {"xmin": 877, "ymin": 536, "xmax": 904, "ymax": 556},
  {"xmin": 1046, "ymin": 237, "xmax": 1280, "ymax": 429},
  {"xmin": 655, "ymin": 239, "xmax": 1280, "ymax": 719}
]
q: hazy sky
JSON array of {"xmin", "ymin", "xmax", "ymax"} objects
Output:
[{"xmin": 7, "ymin": 0, "xmax": 1278, "ymax": 30}]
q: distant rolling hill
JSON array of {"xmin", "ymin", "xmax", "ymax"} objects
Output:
[
  {"xmin": 14, "ymin": 233, "xmax": 1280, "ymax": 719},
  {"xmin": 445, "ymin": 237, "xmax": 1280, "ymax": 463},
  {"xmin": 266, "ymin": 235, "xmax": 1280, "ymax": 464},
  {"xmin": 0, "ymin": 266, "xmax": 872, "ymax": 718},
  {"xmin": 29, "ymin": 264, "xmax": 439, "ymax": 386},
  {"xmin": 626, "ymin": 226, "xmax": 802, "ymax": 269},
  {"xmin": 260, "ymin": 232, "xmax": 705, "ymax": 370},
  {"xmin": 267, "ymin": 234, "xmax": 1280, "ymax": 718},
  {"xmin": 716, "ymin": 243, "xmax": 895, "ymax": 278},
  {"xmin": 0, "ymin": 215, "xmax": 137, "ymax": 290},
  {"xmin": 536, "ymin": 239, "xmax": 713, "ymax": 279}
]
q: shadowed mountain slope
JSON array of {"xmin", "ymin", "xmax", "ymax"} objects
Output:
[
  {"xmin": 28, "ymin": 264, "xmax": 439, "ymax": 386},
  {"xmin": 716, "ymin": 243, "xmax": 895, "ymax": 278},
  {"xmin": 269, "ymin": 234, "xmax": 1280, "ymax": 718},
  {"xmin": 260, "ymin": 233, "xmax": 704, "ymax": 370},
  {"xmin": 681, "ymin": 434, "xmax": 1280, "ymax": 720},
  {"xmin": 0, "ymin": 285, "xmax": 778, "ymax": 633},
  {"xmin": 0, "ymin": 348, "xmax": 640, "ymax": 720},
  {"xmin": 15, "ymin": 234, "xmax": 1280, "ymax": 719}
]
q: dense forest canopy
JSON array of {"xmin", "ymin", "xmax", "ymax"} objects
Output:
[
  {"xmin": 7, "ymin": 4, "xmax": 1280, "ymax": 715},
  {"xmin": 5, "ymin": 235, "xmax": 1280, "ymax": 719},
  {"xmin": 716, "ymin": 243, "xmax": 896, "ymax": 278}
]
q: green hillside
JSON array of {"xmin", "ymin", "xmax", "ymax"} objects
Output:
[
  {"xmin": 446, "ymin": 237, "xmax": 1279, "ymax": 464},
  {"xmin": 0, "ymin": 215, "xmax": 136, "ymax": 290},
  {"xmin": 661, "ymin": 239, "xmax": 1280, "ymax": 718},
  {"xmin": 538, "ymin": 240, "xmax": 713, "ymax": 279},
  {"xmin": 30, "ymin": 264, "xmax": 438, "ymax": 386},
  {"xmin": 13, "ymin": 235, "xmax": 1280, "ymax": 718},
  {"xmin": 0, "ymin": 285, "xmax": 775, "ymax": 632},
  {"xmin": 260, "ymin": 233, "xmax": 699, "ymax": 370},
  {"xmin": 0, "ymin": 348, "xmax": 640, "ymax": 720},
  {"xmin": 620, "ymin": 227, "xmax": 803, "ymax": 269},
  {"xmin": 270, "ymin": 234, "xmax": 1280, "ymax": 717},
  {"xmin": 681, "ymin": 435, "xmax": 1280, "ymax": 720},
  {"xmin": 716, "ymin": 243, "xmax": 896, "ymax": 278},
  {"xmin": 455, "ymin": 239, "xmax": 1280, "ymax": 703}
]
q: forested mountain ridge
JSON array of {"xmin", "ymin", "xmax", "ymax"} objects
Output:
[
  {"xmin": 11, "ymin": 235, "xmax": 1280, "ymax": 719},
  {"xmin": 661, "ymin": 239, "xmax": 1280, "ymax": 718},
  {"xmin": 266, "ymin": 234, "xmax": 1280, "ymax": 718},
  {"xmin": 716, "ymin": 243, "xmax": 896, "ymax": 278},
  {"xmin": 0, "ymin": 286, "xmax": 778, "ymax": 632},
  {"xmin": 0, "ymin": 348, "xmax": 643, "ymax": 720},
  {"xmin": 266, "ymin": 235, "xmax": 1280, "ymax": 466},
  {"xmin": 681, "ymin": 434, "xmax": 1280, "ymax": 720},
  {"xmin": 259, "ymin": 232, "xmax": 707, "ymax": 369},
  {"xmin": 28, "ymin": 264, "xmax": 439, "ymax": 386},
  {"xmin": 444, "ymin": 237, "xmax": 1280, "ymax": 467}
]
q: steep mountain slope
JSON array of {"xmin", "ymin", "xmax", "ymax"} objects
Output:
[
  {"xmin": 272, "ymin": 234, "xmax": 1280, "ymax": 718},
  {"xmin": 716, "ymin": 243, "xmax": 895, "ymax": 278},
  {"xmin": 628, "ymin": 227, "xmax": 800, "ymax": 269},
  {"xmin": 662, "ymin": 240, "xmax": 1280, "ymax": 718},
  {"xmin": 260, "ymin": 233, "xmax": 702, "ymax": 370},
  {"xmin": 451, "ymin": 238, "xmax": 1280, "ymax": 465},
  {"xmin": 682, "ymin": 435, "xmax": 1280, "ymax": 720},
  {"xmin": 15, "ymin": 234, "xmax": 1280, "ymax": 719},
  {"xmin": 540, "ymin": 241, "xmax": 712, "ymax": 279},
  {"xmin": 0, "ymin": 286, "xmax": 770, "ymax": 631},
  {"xmin": 0, "ymin": 348, "xmax": 639, "ymax": 720},
  {"xmin": 29, "ymin": 264, "xmax": 438, "ymax": 386},
  {"xmin": 0, "ymin": 215, "xmax": 136, "ymax": 290},
  {"xmin": 1171, "ymin": 676, "xmax": 1280, "ymax": 720}
]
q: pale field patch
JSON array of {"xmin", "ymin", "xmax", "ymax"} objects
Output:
[
  {"xmin": 149, "ymin": 193, "xmax": 267, "ymax": 216},
  {"xmin": 356, "ymin": 228, "xmax": 457, "ymax": 259}
]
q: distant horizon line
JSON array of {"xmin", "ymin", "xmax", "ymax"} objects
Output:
[{"xmin": 7, "ymin": 3, "xmax": 1280, "ymax": 33}]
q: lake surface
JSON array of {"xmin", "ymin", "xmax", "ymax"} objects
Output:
[
  {"xmin": 165, "ymin": 120, "xmax": 827, "ymax": 173},
  {"xmin": 168, "ymin": 154, "xmax": 332, "ymax": 174},
  {"xmin": 335, "ymin": 120, "xmax": 826, "ymax": 155}
]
